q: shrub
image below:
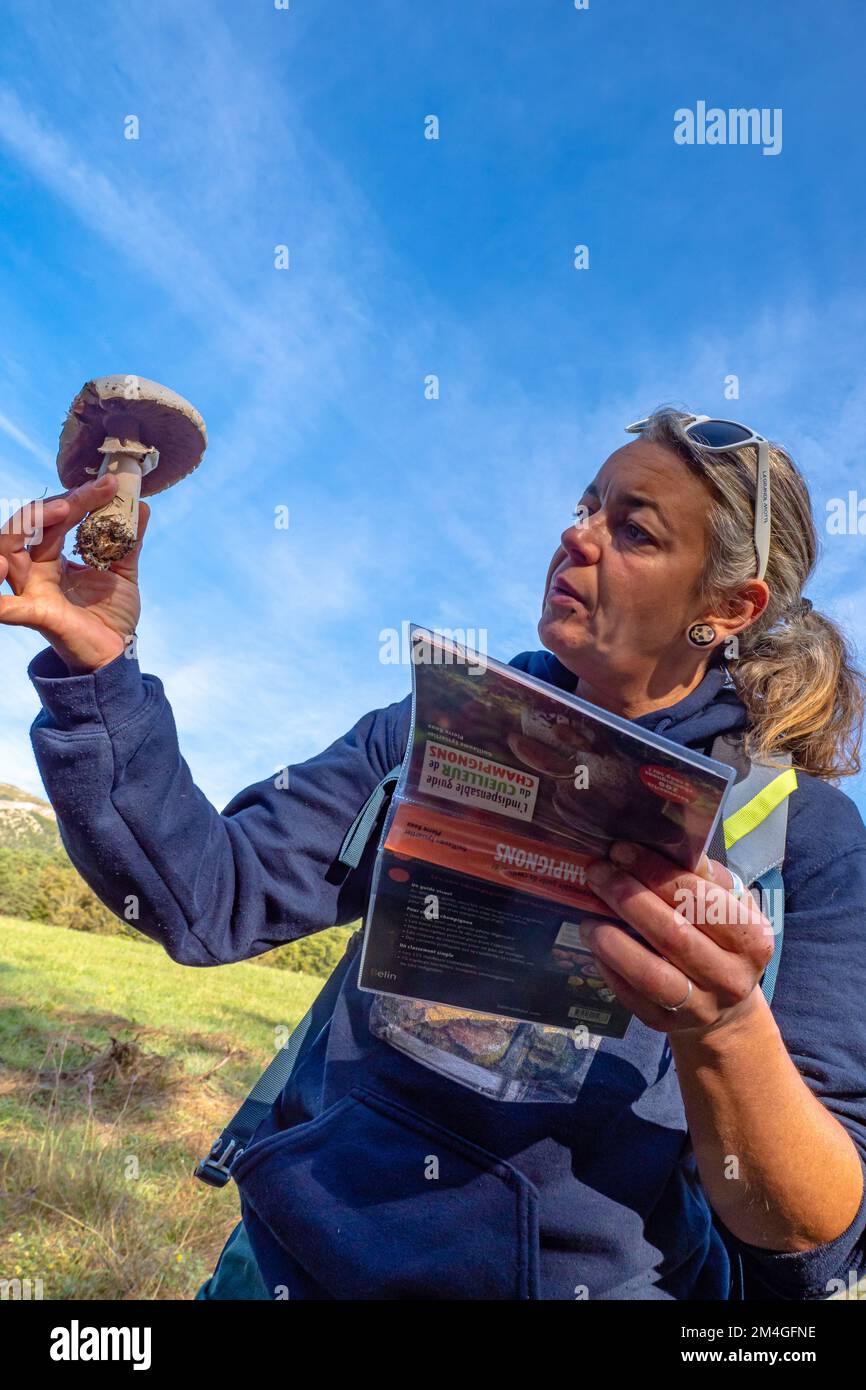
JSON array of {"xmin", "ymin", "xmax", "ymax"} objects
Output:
[
  {"xmin": 0, "ymin": 847, "xmax": 136, "ymax": 938},
  {"xmin": 257, "ymin": 925, "xmax": 357, "ymax": 978},
  {"xmin": 0, "ymin": 847, "xmax": 57, "ymax": 920},
  {"xmin": 0, "ymin": 847, "xmax": 358, "ymax": 970},
  {"xmin": 34, "ymin": 860, "xmax": 133, "ymax": 936}
]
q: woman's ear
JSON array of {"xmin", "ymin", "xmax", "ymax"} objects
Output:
[{"xmin": 702, "ymin": 580, "xmax": 769, "ymax": 643}]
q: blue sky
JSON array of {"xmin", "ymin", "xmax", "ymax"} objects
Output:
[{"xmin": 1, "ymin": 0, "xmax": 865, "ymax": 812}]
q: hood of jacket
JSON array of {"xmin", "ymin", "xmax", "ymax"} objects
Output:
[{"xmin": 510, "ymin": 649, "xmax": 749, "ymax": 752}]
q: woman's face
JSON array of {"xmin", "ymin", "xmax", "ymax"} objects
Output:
[{"xmin": 539, "ymin": 439, "xmax": 721, "ymax": 702}]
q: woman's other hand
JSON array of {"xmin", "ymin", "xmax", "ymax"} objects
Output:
[{"xmin": 579, "ymin": 842, "xmax": 775, "ymax": 1039}]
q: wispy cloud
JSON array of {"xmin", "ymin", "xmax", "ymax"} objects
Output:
[{"xmin": 0, "ymin": 409, "xmax": 52, "ymax": 467}]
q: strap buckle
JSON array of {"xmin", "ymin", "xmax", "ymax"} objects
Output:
[{"xmin": 194, "ymin": 1135, "xmax": 245, "ymax": 1188}]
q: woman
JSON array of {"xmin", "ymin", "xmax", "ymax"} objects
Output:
[{"xmin": 4, "ymin": 407, "xmax": 866, "ymax": 1301}]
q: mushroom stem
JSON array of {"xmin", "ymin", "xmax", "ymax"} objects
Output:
[{"xmin": 73, "ymin": 438, "xmax": 158, "ymax": 570}]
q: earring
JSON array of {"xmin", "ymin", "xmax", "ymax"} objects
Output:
[{"xmin": 687, "ymin": 623, "xmax": 716, "ymax": 648}]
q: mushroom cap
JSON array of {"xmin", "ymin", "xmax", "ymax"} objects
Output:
[{"xmin": 56, "ymin": 376, "xmax": 207, "ymax": 495}]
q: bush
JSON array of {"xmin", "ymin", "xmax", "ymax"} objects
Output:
[
  {"xmin": 0, "ymin": 847, "xmax": 49, "ymax": 919},
  {"xmin": 258, "ymin": 925, "xmax": 357, "ymax": 978},
  {"xmin": 0, "ymin": 846, "xmax": 358, "ymax": 970},
  {"xmin": 34, "ymin": 860, "xmax": 134, "ymax": 936},
  {"xmin": 0, "ymin": 847, "xmax": 136, "ymax": 938}
]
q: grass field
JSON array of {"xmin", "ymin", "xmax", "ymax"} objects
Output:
[
  {"xmin": 0, "ymin": 915, "xmax": 322, "ymax": 1300},
  {"xmin": 3, "ymin": 916, "xmax": 864, "ymax": 1303}
]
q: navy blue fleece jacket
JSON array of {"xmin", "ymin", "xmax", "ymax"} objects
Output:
[{"xmin": 27, "ymin": 643, "xmax": 866, "ymax": 1300}]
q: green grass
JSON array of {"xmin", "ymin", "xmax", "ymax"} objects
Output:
[
  {"xmin": 4, "ymin": 917, "xmax": 864, "ymax": 1304},
  {"xmin": 0, "ymin": 915, "xmax": 323, "ymax": 1300}
]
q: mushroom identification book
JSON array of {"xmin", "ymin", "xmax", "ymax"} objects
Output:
[{"xmin": 358, "ymin": 625, "xmax": 736, "ymax": 1040}]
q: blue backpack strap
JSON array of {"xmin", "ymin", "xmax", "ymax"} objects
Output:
[
  {"xmin": 195, "ymin": 766, "xmax": 403, "ymax": 1189},
  {"xmin": 195, "ymin": 929, "xmax": 363, "ymax": 1187},
  {"xmin": 719, "ymin": 867, "xmax": 785, "ymax": 1301},
  {"xmin": 338, "ymin": 766, "xmax": 403, "ymax": 869},
  {"xmin": 713, "ymin": 865, "xmax": 785, "ymax": 1303},
  {"xmin": 709, "ymin": 740, "xmax": 792, "ymax": 1299},
  {"xmin": 754, "ymin": 865, "xmax": 785, "ymax": 1006}
]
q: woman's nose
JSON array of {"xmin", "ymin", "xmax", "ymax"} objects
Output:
[{"xmin": 560, "ymin": 515, "xmax": 604, "ymax": 563}]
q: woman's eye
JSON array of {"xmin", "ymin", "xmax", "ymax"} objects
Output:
[{"xmin": 623, "ymin": 520, "xmax": 653, "ymax": 544}]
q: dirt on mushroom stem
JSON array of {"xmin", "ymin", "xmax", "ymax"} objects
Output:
[{"xmin": 73, "ymin": 513, "xmax": 138, "ymax": 571}]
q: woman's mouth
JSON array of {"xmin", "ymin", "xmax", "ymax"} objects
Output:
[{"xmin": 548, "ymin": 578, "xmax": 587, "ymax": 610}]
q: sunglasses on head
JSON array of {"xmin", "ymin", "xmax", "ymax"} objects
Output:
[{"xmin": 625, "ymin": 414, "xmax": 770, "ymax": 582}]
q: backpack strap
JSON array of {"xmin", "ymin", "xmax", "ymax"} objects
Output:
[
  {"xmin": 724, "ymin": 866, "xmax": 786, "ymax": 1301},
  {"xmin": 195, "ymin": 930, "xmax": 364, "ymax": 1186},
  {"xmin": 708, "ymin": 738, "xmax": 794, "ymax": 1299},
  {"xmin": 711, "ymin": 734, "xmax": 796, "ymax": 886},
  {"xmin": 338, "ymin": 766, "xmax": 403, "ymax": 869},
  {"xmin": 710, "ymin": 736, "xmax": 794, "ymax": 1011},
  {"xmin": 195, "ymin": 766, "xmax": 403, "ymax": 1188},
  {"xmin": 752, "ymin": 866, "xmax": 785, "ymax": 1006}
]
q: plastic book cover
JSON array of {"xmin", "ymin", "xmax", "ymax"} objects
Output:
[{"xmin": 358, "ymin": 625, "xmax": 735, "ymax": 1039}]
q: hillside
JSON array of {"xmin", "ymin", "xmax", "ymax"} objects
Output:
[
  {"xmin": 0, "ymin": 782, "xmax": 355, "ymax": 969},
  {"xmin": 0, "ymin": 782, "xmax": 46, "ymax": 805},
  {"xmin": 0, "ymin": 784, "xmax": 61, "ymax": 852}
]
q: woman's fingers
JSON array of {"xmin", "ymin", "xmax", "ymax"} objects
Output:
[
  {"xmin": 577, "ymin": 927, "xmax": 690, "ymax": 1017},
  {"xmin": 583, "ymin": 852, "xmax": 772, "ymax": 998},
  {"xmin": 0, "ymin": 496, "xmax": 66, "ymax": 592},
  {"xmin": 607, "ymin": 842, "xmax": 771, "ymax": 953},
  {"xmin": 583, "ymin": 864, "xmax": 748, "ymax": 997},
  {"xmin": 3, "ymin": 547, "xmax": 31, "ymax": 594},
  {"xmin": 27, "ymin": 477, "xmax": 119, "ymax": 563},
  {"xmin": 0, "ymin": 495, "xmax": 70, "ymax": 559}
]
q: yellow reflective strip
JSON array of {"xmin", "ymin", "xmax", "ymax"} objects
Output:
[{"xmin": 723, "ymin": 768, "xmax": 798, "ymax": 851}]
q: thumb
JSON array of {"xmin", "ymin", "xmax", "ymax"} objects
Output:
[{"xmin": 109, "ymin": 502, "xmax": 150, "ymax": 581}]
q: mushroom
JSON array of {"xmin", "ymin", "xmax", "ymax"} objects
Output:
[{"xmin": 56, "ymin": 375, "xmax": 207, "ymax": 570}]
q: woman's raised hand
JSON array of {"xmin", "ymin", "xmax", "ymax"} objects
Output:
[{"xmin": 0, "ymin": 476, "xmax": 149, "ymax": 674}]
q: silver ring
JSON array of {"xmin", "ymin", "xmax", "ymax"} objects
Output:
[{"xmin": 659, "ymin": 977, "xmax": 693, "ymax": 1012}]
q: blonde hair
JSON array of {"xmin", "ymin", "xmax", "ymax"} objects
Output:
[{"xmin": 638, "ymin": 408, "xmax": 864, "ymax": 781}]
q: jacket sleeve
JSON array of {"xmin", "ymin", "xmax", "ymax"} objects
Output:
[
  {"xmin": 722, "ymin": 779, "xmax": 866, "ymax": 1300},
  {"xmin": 27, "ymin": 645, "xmax": 410, "ymax": 967}
]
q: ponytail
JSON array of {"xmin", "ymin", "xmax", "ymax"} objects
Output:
[
  {"xmin": 640, "ymin": 408, "xmax": 865, "ymax": 780},
  {"xmin": 733, "ymin": 603, "xmax": 865, "ymax": 780}
]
